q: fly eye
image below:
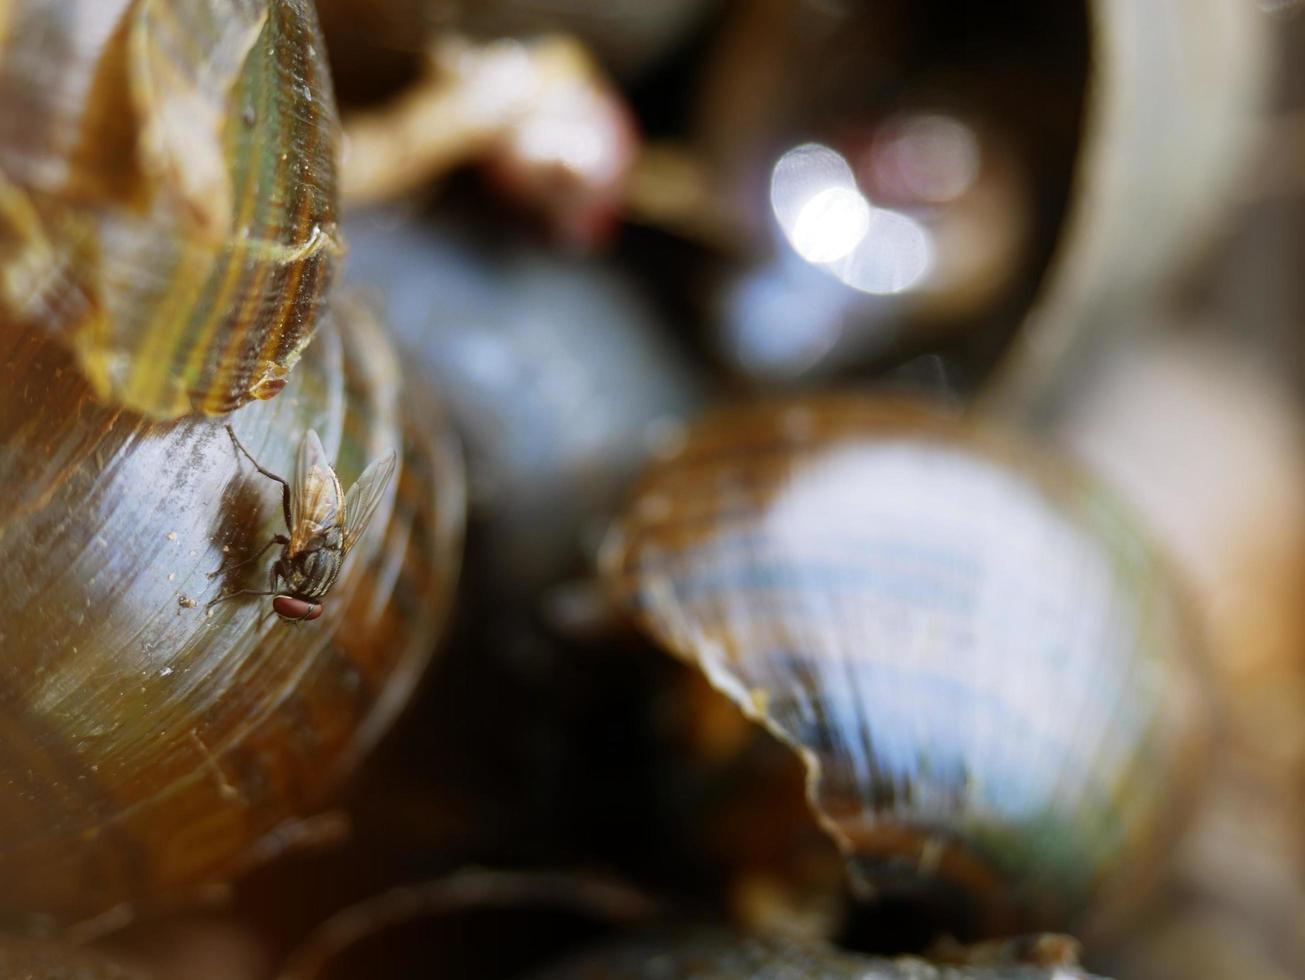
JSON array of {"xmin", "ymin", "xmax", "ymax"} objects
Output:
[{"xmin": 273, "ymin": 595, "xmax": 323, "ymax": 621}]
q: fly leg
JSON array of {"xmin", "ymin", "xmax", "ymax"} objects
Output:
[
  {"xmin": 258, "ymin": 565, "xmax": 284, "ymax": 628},
  {"xmin": 205, "ymin": 587, "xmax": 277, "ymax": 609},
  {"xmin": 225, "ymin": 424, "xmax": 293, "ymax": 529},
  {"xmin": 207, "ymin": 535, "xmax": 289, "ymax": 579},
  {"xmin": 206, "ymin": 537, "xmax": 288, "ymax": 581},
  {"xmin": 207, "ymin": 559, "xmax": 283, "ymax": 609}
]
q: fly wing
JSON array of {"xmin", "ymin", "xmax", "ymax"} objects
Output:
[
  {"xmin": 342, "ymin": 450, "xmax": 398, "ymax": 554},
  {"xmin": 289, "ymin": 429, "xmax": 343, "ymax": 554}
]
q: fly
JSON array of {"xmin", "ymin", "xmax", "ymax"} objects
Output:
[{"xmin": 208, "ymin": 424, "xmax": 397, "ymax": 622}]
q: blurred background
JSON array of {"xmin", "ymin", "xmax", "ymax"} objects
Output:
[{"xmin": 2, "ymin": 1, "xmax": 1304, "ymax": 978}]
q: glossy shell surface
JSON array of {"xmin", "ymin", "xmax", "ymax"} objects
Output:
[
  {"xmin": 0, "ymin": 0, "xmax": 341, "ymax": 419},
  {"xmin": 603, "ymin": 397, "xmax": 1206, "ymax": 936},
  {"xmin": 0, "ymin": 298, "xmax": 463, "ymax": 925}
]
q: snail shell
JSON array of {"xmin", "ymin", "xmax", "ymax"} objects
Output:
[
  {"xmin": 0, "ymin": 939, "xmax": 148, "ymax": 980},
  {"xmin": 343, "ymin": 212, "xmax": 700, "ymax": 596},
  {"xmin": 691, "ymin": 0, "xmax": 1264, "ymax": 390},
  {"xmin": 0, "ymin": 0, "xmax": 341, "ymax": 419},
  {"xmin": 601, "ymin": 397, "xmax": 1206, "ymax": 939},
  {"xmin": 984, "ymin": 0, "xmax": 1266, "ymax": 419},
  {"xmin": 526, "ymin": 930, "xmax": 1111, "ymax": 980},
  {"xmin": 0, "ymin": 297, "xmax": 463, "ymax": 926}
]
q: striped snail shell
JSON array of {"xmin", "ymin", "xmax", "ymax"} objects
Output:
[
  {"xmin": 601, "ymin": 397, "xmax": 1207, "ymax": 939},
  {"xmin": 0, "ymin": 297, "xmax": 463, "ymax": 927},
  {"xmin": 0, "ymin": 0, "xmax": 341, "ymax": 419},
  {"xmin": 526, "ymin": 930, "xmax": 1111, "ymax": 980}
]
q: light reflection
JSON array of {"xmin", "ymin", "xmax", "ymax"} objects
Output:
[
  {"xmin": 513, "ymin": 106, "xmax": 610, "ymax": 174},
  {"xmin": 827, "ymin": 206, "xmax": 933, "ymax": 295},
  {"xmin": 790, "ymin": 185, "xmax": 870, "ymax": 263},
  {"xmin": 759, "ymin": 442, "xmax": 1147, "ymax": 825},
  {"xmin": 868, "ymin": 113, "xmax": 981, "ymax": 204},
  {"xmin": 769, "ymin": 142, "xmax": 860, "ymax": 235},
  {"xmin": 769, "ymin": 141, "xmax": 934, "ymax": 296}
]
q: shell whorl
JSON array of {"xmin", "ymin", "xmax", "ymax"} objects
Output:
[
  {"xmin": 0, "ymin": 297, "xmax": 462, "ymax": 926},
  {"xmin": 0, "ymin": 0, "xmax": 342, "ymax": 419},
  {"xmin": 603, "ymin": 397, "xmax": 1206, "ymax": 936}
]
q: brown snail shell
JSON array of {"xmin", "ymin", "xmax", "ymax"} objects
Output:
[
  {"xmin": 525, "ymin": 930, "xmax": 1111, "ymax": 980},
  {"xmin": 0, "ymin": 297, "xmax": 463, "ymax": 926},
  {"xmin": 92, "ymin": 911, "xmax": 271, "ymax": 980},
  {"xmin": 601, "ymin": 397, "xmax": 1207, "ymax": 939},
  {"xmin": 0, "ymin": 939, "xmax": 150, "ymax": 980},
  {"xmin": 0, "ymin": 0, "xmax": 342, "ymax": 419}
]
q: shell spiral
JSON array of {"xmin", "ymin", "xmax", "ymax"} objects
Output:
[
  {"xmin": 602, "ymin": 397, "xmax": 1206, "ymax": 937},
  {"xmin": 0, "ymin": 0, "xmax": 342, "ymax": 419},
  {"xmin": 0, "ymin": 297, "xmax": 463, "ymax": 926}
]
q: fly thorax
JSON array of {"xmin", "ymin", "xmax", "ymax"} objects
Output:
[{"xmin": 287, "ymin": 538, "xmax": 343, "ymax": 599}]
